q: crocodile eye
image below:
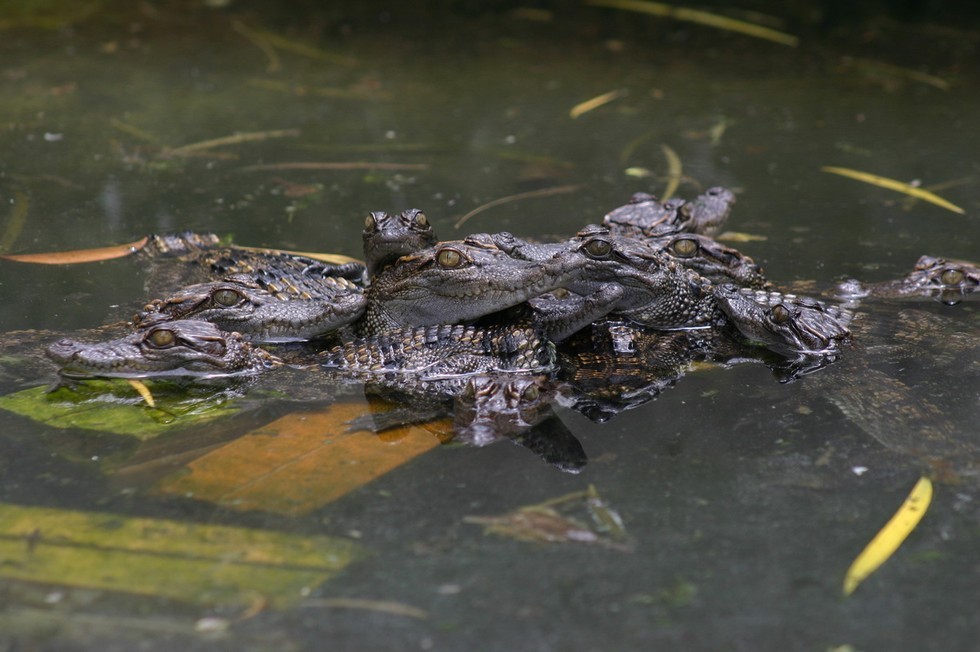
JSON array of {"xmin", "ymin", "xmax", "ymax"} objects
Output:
[
  {"xmin": 940, "ymin": 268, "xmax": 964, "ymax": 286},
  {"xmin": 436, "ymin": 248, "xmax": 465, "ymax": 268},
  {"xmin": 413, "ymin": 211, "xmax": 428, "ymax": 227},
  {"xmin": 364, "ymin": 214, "xmax": 377, "ymax": 230},
  {"xmin": 583, "ymin": 238, "xmax": 612, "ymax": 259},
  {"xmin": 770, "ymin": 304, "xmax": 792, "ymax": 324},
  {"xmin": 212, "ymin": 288, "xmax": 243, "ymax": 307},
  {"xmin": 521, "ymin": 384, "xmax": 540, "ymax": 401},
  {"xmin": 671, "ymin": 237, "xmax": 699, "ymax": 258},
  {"xmin": 146, "ymin": 328, "xmax": 176, "ymax": 348}
]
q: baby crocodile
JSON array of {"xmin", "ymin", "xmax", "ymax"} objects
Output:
[
  {"xmin": 493, "ymin": 226, "xmax": 723, "ymax": 340},
  {"xmin": 134, "ymin": 272, "xmax": 366, "ymax": 342},
  {"xmin": 358, "ymin": 235, "xmax": 587, "ymax": 335},
  {"xmin": 835, "ymin": 255, "xmax": 980, "ymax": 305},
  {"xmin": 362, "ymin": 208, "xmax": 437, "ymax": 276},
  {"xmin": 602, "ymin": 186, "xmax": 736, "ymax": 238},
  {"xmin": 712, "ymin": 284, "xmax": 853, "ymax": 357},
  {"xmin": 137, "ymin": 231, "xmax": 366, "ymax": 294},
  {"xmin": 46, "ymin": 320, "xmax": 279, "ymax": 379}
]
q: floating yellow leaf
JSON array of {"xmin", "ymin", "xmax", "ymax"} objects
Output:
[
  {"xmin": 0, "ymin": 502, "xmax": 359, "ymax": 607},
  {"xmin": 660, "ymin": 144, "xmax": 682, "ymax": 200},
  {"xmin": 234, "ymin": 245, "xmax": 363, "ymax": 267},
  {"xmin": 156, "ymin": 401, "xmax": 447, "ymax": 515},
  {"xmin": 127, "ymin": 379, "xmax": 156, "ymax": 408},
  {"xmin": 0, "ymin": 237, "xmax": 150, "ymax": 264},
  {"xmin": 586, "ymin": 0, "xmax": 799, "ymax": 47},
  {"xmin": 821, "ymin": 166, "xmax": 965, "ymax": 214},
  {"xmin": 716, "ymin": 230, "xmax": 768, "ymax": 243},
  {"xmin": 570, "ymin": 89, "xmax": 626, "ymax": 119},
  {"xmin": 843, "ymin": 476, "xmax": 933, "ymax": 596}
]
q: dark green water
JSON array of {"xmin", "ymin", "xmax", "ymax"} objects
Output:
[{"xmin": 1, "ymin": 3, "xmax": 978, "ymax": 650}]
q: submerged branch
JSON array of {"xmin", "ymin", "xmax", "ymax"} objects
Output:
[{"xmin": 453, "ymin": 184, "xmax": 582, "ymax": 229}]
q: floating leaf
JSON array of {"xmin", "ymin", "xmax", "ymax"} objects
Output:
[
  {"xmin": 0, "ymin": 382, "xmax": 241, "ymax": 439},
  {"xmin": 843, "ymin": 476, "xmax": 933, "ymax": 596},
  {"xmin": 155, "ymin": 401, "xmax": 447, "ymax": 515},
  {"xmin": 465, "ymin": 484, "xmax": 634, "ymax": 551},
  {"xmin": 660, "ymin": 144, "xmax": 682, "ymax": 200},
  {"xmin": 716, "ymin": 230, "xmax": 768, "ymax": 243},
  {"xmin": 0, "ymin": 502, "xmax": 359, "ymax": 607},
  {"xmin": 570, "ymin": 89, "xmax": 626, "ymax": 119},
  {"xmin": 586, "ymin": 0, "xmax": 799, "ymax": 47},
  {"xmin": 1, "ymin": 237, "xmax": 149, "ymax": 264},
  {"xmin": 821, "ymin": 166, "xmax": 965, "ymax": 214},
  {"xmin": 127, "ymin": 379, "xmax": 156, "ymax": 407}
]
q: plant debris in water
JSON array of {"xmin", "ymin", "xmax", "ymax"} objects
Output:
[{"xmin": 464, "ymin": 484, "xmax": 634, "ymax": 551}]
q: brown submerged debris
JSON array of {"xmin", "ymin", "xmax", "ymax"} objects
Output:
[{"xmin": 464, "ymin": 484, "xmax": 634, "ymax": 551}]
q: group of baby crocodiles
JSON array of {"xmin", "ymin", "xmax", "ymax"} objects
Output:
[{"xmin": 42, "ymin": 188, "xmax": 979, "ymax": 470}]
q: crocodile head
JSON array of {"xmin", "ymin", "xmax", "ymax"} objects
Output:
[
  {"xmin": 362, "ymin": 208, "xmax": 438, "ymax": 276},
  {"xmin": 602, "ymin": 186, "xmax": 735, "ymax": 238},
  {"xmin": 571, "ymin": 226, "xmax": 723, "ymax": 329},
  {"xmin": 46, "ymin": 320, "xmax": 279, "ymax": 379},
  {"xmin": 361, "ymin": 236, "xmax": 586, "ymax": 333},
  {"xmin": 647, "ymin": 233, "xmax": 770, "ymax": 289},
  {"xmin": 713, "ymin": 284, "xmax": 853, "ymax": 356},
  {"xmin": 134, "ymin": 273, "xmax": 365, "ymax": 342},
  {"xmin": 835, "ymin": 255, "xmax": 980, "ymax": 305}
]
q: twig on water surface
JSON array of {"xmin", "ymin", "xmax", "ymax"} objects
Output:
[{"xmin": 453, "ymin": 184, "xmax": 582, "ymax": 230}]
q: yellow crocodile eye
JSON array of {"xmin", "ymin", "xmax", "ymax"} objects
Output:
[
  {"xmin": 522, "ymin": 384, "xmax": 540, "ymax": 401},
  {"xmin": 146, "ymin": 328, "xmax": 176, "ymax": 348},
  {"xmin": 671, "ymin": 237, "xmax": 699, "ymax": 258},
  {"xmin": 414, "ymin": 211, "xmax": 428, "ymax": 227},
  {"xmin": 770, "ymin": 304, "xmax": 792, "ymax": 324},
  {"xmin": 437, "ymin": 248, "xmax": 464, "ymax": 268},
  {"xmin": 941, "ymin": 269, "xmax": 964, "ymax": 285},
  {"xmin": 364, "ymin": 214, "xmax": 377, "ymax": 229},
  {"xmin": 583, "ymin": 238, "xmax": 612, "ymax": 258},
  {"xmin": 212, "ymin": 288, "xmax": 242, "ymax": 307}
]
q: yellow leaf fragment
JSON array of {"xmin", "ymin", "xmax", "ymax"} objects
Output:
[
  {"xmin": 660, "ymin": 144, "xmax": 682, "ymax": 200},
  {"xmin": 716, "ymin": 230, "xmax": 768, "ymax": 243},
  {"xmin": 624, "ymin": 167, "xmax": 654, "ymax": 178},
  {"xmin": 821, "ymin": 166, "xmax": 965, "ymax": 214},
  {"xmin": 0, "ymin": 502, "xmax": 359, "ymax": 607},
  {"xmin": 843, "ymin": 476, "xmax": 933, "ymax": 596},
  {"xmin": 586, "ymin": 0, "xmax": 799, "ymax": 47},
  {"xmin": 570, "ymin": 89, "xmax": 626, "ymax": 119},
  {"xmin": 0, "ymin": 237, "xmax": 150, "ymax": 264},
  {"xmin": 234, "ymin": 245, "xmax": 363, "ymax": 267},
  {"xmin": 127, "ymin": 379, "xmax": 156, "ymax": 408}
]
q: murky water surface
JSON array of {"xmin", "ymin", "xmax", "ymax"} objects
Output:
[{"xmin": 1, "ymin": 3, "xmax": 978, "ymax": 650}]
